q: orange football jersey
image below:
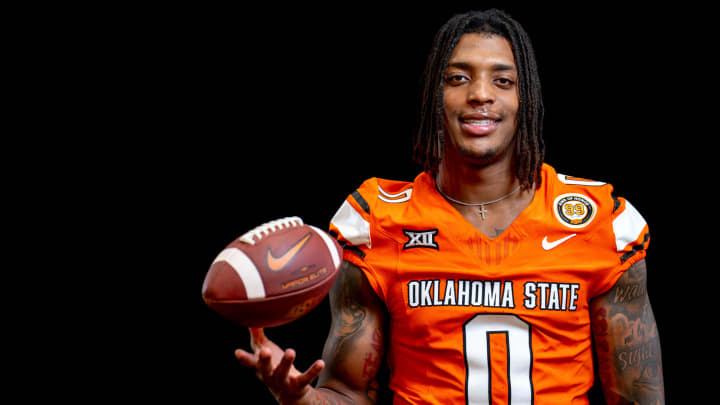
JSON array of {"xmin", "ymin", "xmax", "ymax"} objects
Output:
[{"xmin": 328, "ymin": 163, "xmax": 649, "ymax": 405}]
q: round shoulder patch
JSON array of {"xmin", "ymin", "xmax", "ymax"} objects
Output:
[{"xmin": 553, "ymin": 193, "xmax": 597, "ymax": 229}]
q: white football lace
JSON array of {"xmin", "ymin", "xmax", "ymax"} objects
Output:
[{"xmin": 238, "ymin": 216, "xmax": 304, "ymax": 245}]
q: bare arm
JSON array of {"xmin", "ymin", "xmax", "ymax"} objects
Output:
[
  {"xmin": 590, "ymin": 259, "xmax": 665, "ymax": 405},
  {"xmin": 313, "ymin": 260, "xmax": 387, "ymax": 404},
  {"xmin": 235, "ymin": 260, "xmax": 387, "ymax": 405}
]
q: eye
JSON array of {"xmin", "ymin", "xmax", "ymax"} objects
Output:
[
  {"xmin": 495, "ymin": 77, "xmax": 516, "ymax": 89},
  {"xmin": 445, "ymin": 74, "xmax": 469, "ymax": 86}
]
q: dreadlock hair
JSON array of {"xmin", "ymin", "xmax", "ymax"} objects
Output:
[{"xmin": 413, "ymin": 9, "xmax": 545, "ymax": 190}]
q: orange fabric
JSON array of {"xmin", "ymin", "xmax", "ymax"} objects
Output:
[{"xmin": 328, "ymin": 164, "xmax": 649, "ymax": 405}]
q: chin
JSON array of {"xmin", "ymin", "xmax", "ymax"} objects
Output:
[
  {"xmin": 459, "ymin": 147, "xmax": 501, "ymax": 166},
  {"xmin": 452, "ymin": 136, "xmax": 496, "ymax": 161},
  {"xmin": 445, "ymin": 127, "xmax": 515, "ymax": 166}
]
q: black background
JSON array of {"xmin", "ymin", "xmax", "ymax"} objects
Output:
[{"xmin": 49, "ymin": 2, "xmax": 708, "ymax": 403}]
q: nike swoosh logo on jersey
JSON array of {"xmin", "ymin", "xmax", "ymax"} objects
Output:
[
  {"xmin": 542, "ymin": 233, "xmax": 577, "ymax": 250},
  {"xmin": 266, "ymin": 232, "xmax": 312, "ymax": 272}
]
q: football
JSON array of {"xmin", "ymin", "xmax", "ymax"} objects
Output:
[{"xmin": 202, "ymin": 216, "xmax": 343, "ymax": 327}]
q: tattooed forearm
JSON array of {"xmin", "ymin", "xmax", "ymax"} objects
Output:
[
  {"xmin": 316, "ymin": 261, "xmax": 387, "ymax": 405},
  {"xmin": 308, "ymin": 389, "xmax": 338, "ymax": 405},
  {"xmin": 616, "ymin": 335, "xmax": 661, "ymax": 372},
  {"xmin": 608, "ymin": 260, "xmax": 649, "ymax": 306},
  {"xmin": 591, "ymin": 259, "xmax": 665, "ymax": 405},
  {"xmin": 326, "ymin": 262, "xmax": 369, "ymax": 359},
  {"xmin": 308, "ymin": 388, "xmax": 354, "ymax": 405},
  {"xmin": 310, "ymin": 388, "xmax": 349, "ymax": 405},
  {"xmin": 361, "ymin": 329, "xmax": 383, "ymax": 379}
]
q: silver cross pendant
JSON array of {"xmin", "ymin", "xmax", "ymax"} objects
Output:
[{"xmin": 478, "ymin": 204, "xmax": 488, "ymax": 220}]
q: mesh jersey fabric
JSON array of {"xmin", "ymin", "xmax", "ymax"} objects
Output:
[{"xmin": 328, "ymin": 163, "xmax": 649, "ymax": 405}]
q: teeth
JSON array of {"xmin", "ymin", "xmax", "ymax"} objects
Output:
[{"xmin": 464, "ymin": 120, "xmax": 495, "ymax": 126}]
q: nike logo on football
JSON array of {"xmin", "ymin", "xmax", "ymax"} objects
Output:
[
  {"xmin": 542, "ymin": 234, "xmax": 577, "ymax": 250},
  {"xmin": 266, "ymin": 232, "xmax": 312, "ymax": 272}
]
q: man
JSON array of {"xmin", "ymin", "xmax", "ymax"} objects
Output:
[{"xmin": 235, "ymin": 9, "xmax": 665, "ymax": 404}]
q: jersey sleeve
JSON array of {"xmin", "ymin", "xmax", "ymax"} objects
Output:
[
  {"xmin": 328, "ymin": 178, "xmax": 395, "ymax": 303},
  {"xmin": 593, "ymin": 195, "xmax": 650, "ymax": 297}
]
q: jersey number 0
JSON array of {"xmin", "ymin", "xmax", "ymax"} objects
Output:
[{"xmin": 464, "ymin": 314, "xmax": 534, "ymax": 405}]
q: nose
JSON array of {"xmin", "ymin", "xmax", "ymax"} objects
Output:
[{"xmin": 467, "ymin": 78, "xmax": 494, "ymax": 106}]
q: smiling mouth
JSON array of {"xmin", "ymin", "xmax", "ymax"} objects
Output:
[
  {"xmin": 459, "ymin": 116, "xmax": 501, "ymax": 135},
  {"xmin": 461, "ymin": 119, "xmax": 498, "ymax": 126}
]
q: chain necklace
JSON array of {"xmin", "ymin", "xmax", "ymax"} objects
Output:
[{"xmin": 436, "ymin": 183, "xmax": 521, "ymax": 220}]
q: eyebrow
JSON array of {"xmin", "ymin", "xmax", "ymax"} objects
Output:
[{"xmin": 448, "ymin": 61, "xmax": 516, "ymax": 72}]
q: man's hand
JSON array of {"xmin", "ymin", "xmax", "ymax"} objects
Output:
[
  {"xmin": 235, "ymin": 328, "xmax": 325, "ymax": 404},
  {"xmin": 235, "ymin": 261, "xmax": 387, "ymax": 405}
]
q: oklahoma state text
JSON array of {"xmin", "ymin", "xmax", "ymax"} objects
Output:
[{"xmin": 407, "ymin": 279, "xmax": 580, "ymax": 311}]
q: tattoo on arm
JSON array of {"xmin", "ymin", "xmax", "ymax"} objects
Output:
[
  {"xmin": 308, "ymin": 388, "xmax": 346, "ymax": 405},
  {"xmin": 592, "ymin": 259, "xmax": 665, "ymax": 405},
  {"xmin": 361, "ymin": 329, "xmax": 383, "ymax": 379},
  {"xmin": 317, "ymin": 261, "xmax": 386, "ymax": 405},
  {"xmin": 326, "ymin": 262, "xmax": 369, "ymax": 360}
]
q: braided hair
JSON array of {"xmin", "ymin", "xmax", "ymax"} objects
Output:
[{"xmin": 413, "ymin": 9, "xmax": 545, "ymax": 190}]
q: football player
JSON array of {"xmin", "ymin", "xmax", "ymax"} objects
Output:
[{"xmin": 235, "ymin": 9, "xmax": 665, "ymax": 405}]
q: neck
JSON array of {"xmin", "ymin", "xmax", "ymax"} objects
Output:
[{"xmin": 436, "ymin": 155, "xmax": 519, "ymax": 204}]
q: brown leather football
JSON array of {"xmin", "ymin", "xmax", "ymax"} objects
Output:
[{"xmin": 202, "ymin": 217, "xmax": 342, "ymax": 327}]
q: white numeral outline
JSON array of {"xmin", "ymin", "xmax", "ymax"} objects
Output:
[{"xmin": 463, "ymin": 314, "xmax": 534, "ymax": 405}]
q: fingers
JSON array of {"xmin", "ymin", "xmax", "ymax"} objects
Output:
[
  {"xmin": 257, "ymin": 347, "xmax": 274, "ymax": 380},
  {"xmin": 272, "ymin": 349, "xmax": 295, "ymax": 384},
  {"xmin": 290, "ymin": 359, "xmax": 325, "ymax": 390},
  {"xmin": 235, "ymin": 345, "xmax": 324, "ymax": 395},
  {"xmin": 237, "ymin": 329, "xmax": 324, "ymax": 397},
  {"xmin": 234, "ymin": 349, "xmax": 257, "ymax": 368}
]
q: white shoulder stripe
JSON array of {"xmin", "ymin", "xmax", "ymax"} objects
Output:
[
  {"xmin": 612, "ymin": 200, "xmax": 647, "ymax": 252},
  {"xmin": 330, "ymin": 200, "xmax": 371, "ymax": 247},
  {"xmin": 309, "ymin": 225, "xmax": 342, "ymax": 269},
  {"xmin": 213, "ymin": 248, "xmax": 266, "ymax": 299},
  {"xmin": 557, "ymin": 173, "xmax": 606, "ymax": 186},
  {"xmin": 378, "ymin": 185, "xmax": 412, "ymax": 203}
]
